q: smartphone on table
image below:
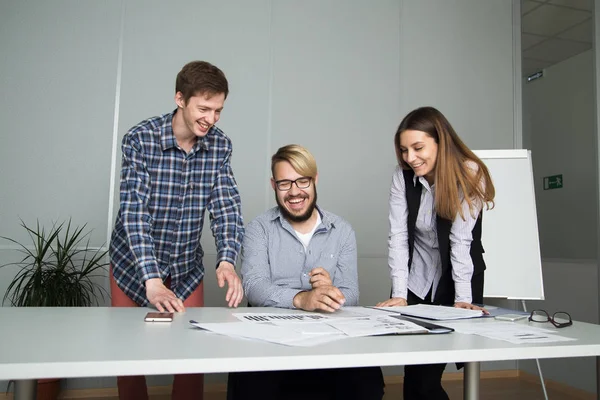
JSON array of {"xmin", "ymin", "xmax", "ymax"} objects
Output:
[
  {"xmin": 144, "ymin": 312, "xmax": 174, "ymax": 322},
  {"xmin": 494, "ymin": 314, "xmax": 527, "ymax": 322}
]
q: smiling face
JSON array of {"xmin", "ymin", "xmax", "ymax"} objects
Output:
[
  {"xmin": 271, "ymin": 160, "xmax": 318, "ymax": 224},
  {"xmin": 175, "ymin": 91, "xmax": 225, "ymax": 138},
  {"xmin": 399, "ymin": 129, "xmax": 439, "ymax": 184}
]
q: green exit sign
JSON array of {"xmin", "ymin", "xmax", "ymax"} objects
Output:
[{"xmin": 543, "ymin": 174, "xmax": 563, "ymax": 190}]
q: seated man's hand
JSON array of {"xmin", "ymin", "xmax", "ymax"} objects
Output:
[
  {"xmin": 309, "ymin": 267, "xmax": 332, "ymax": 288},
  {"xmin": 216, "ymin": 261, "xmax": 244, "ymax": 308},
  {"xmin": 293, "ymin": 285, "xmax": 345, "ymax": 313},
  {"xmin": 145, "ymin": 278, "xmax": 185, "ymax": 312},
  {"xmin": 376, "ymin": 297, "xmax": 407, "ymax": 307}
]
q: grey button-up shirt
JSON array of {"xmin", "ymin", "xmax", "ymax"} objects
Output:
[{"xmin": 241, "ymin": 206, "xmax": 359, "ymax": 309}]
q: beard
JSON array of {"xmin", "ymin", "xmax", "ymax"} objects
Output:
[{"xmin": 276, "ymin": 188, "xmax": 318, "ymax": 223}]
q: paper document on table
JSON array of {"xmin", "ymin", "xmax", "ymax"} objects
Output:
[
  {"xmin": 325, "ymin": 315, "xmax": 428, "ymax": 337},
  {"xmin": 271, "ymin": 321, "xmax": 342, "ymax": 335},
  {"xmin": 233, "ymin": 312, "xmax": 330, "ymax": 323},
  {"xmin": 325, "ymin": 307, "xmax": 378, "ymax": 319},
  {"xmin": 233, "ymin": 308, "xmax": 371, "ymax": 324},
  {"xmin": 442, "ymin": 321, "xmax": 576, "ymax": 344},
  {"xmin": 189, "ymin": 320, "xmax": 346, "ymax": 347},
  {"xmin": 344, "ymin": 306, "xmax": 401, "ymax": 317},
  {"xmin": 232, "ymin": 310, "xmax": 371, "ymax": 335},
  {"xmin": 376, "ymin": 304, "xmax": 484, "ymax": 320}
]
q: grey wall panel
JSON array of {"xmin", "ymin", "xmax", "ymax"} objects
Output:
[
  {"xmin": 524, "ymin": 50, "xmax": 597, "ymax": 260},
  {"xmin": 0, "ymin": 0, "xmax": 121, "ymax": 246},
  {"xmin": 400, "ymin": 0, "xmax": 515, "ymax": 150},
  {"xmin": 269, "ymin": 0, "xmax": 402, "ymax": 257}
]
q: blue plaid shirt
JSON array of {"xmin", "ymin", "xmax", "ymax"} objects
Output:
[{"xmin": 110, "ymin": 110, "xmax": 244, "ymax": 306}]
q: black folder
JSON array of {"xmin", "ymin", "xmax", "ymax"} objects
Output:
[{"xmin": 387, "ymin": 315, "xmax": 454, "ymax": 334}]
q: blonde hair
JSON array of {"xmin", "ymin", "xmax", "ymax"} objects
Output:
[
  {"xmin": 271, "ymin": 144, "xmax": 318, "ymax": 178},
  {"xmin": 395, "ymin": 107, "xmax": 495, "ymax": 220}
]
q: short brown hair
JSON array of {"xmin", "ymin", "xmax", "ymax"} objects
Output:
[{"xmin": 175, "ymin": 61, "xmax": 229, "ymax": 104}]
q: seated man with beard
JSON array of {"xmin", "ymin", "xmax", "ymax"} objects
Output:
[{"xmin": 226, "ymin": 144, "xmax": 384, "ymax": 400}]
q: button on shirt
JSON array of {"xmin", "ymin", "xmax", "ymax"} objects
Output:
[
  {"xmin": 388, "ymin": 166, "xmax": 480, "ymax": 304},
  {"xmin": 241, "ymin": 206, "xmax": 359, "ymax": 309},
  {"xmin": 110, "ymin": 110, "xmax": 244, "ymax": 306},
  {"xmin": 410, "ymin": 177, "xmax": 443, "ymax": 301}
]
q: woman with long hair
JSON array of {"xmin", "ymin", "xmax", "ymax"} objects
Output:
[{"xmin": 377, "ymin": 106, "xmax": 495, "ymax": 399}]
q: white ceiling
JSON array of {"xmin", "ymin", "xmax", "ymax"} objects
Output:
[{"xmin": 522, "ymin": 0, "xmax": 593, "ymax": 77}]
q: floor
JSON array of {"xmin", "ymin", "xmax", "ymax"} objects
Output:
[
  {"xmin": 1, "ymin": 376, "xmax": 592, "ymax": 400},
  {"xmin": 83, "ymin": 377, "xmax": 592, "ymax": 400}
]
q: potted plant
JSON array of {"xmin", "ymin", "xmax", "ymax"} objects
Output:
[{"xmin": 1, "ymin": 219, "xmax": 109, "ymax": 399}]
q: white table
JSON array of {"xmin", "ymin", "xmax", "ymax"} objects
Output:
[{"xmin": 2, "ymin": 307, "xmax": 600, "ymax": 400}]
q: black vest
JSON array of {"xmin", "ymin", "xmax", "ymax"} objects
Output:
[{"xmin": 403, "ymin": 169, "xmax": 485, "ymax": 305}]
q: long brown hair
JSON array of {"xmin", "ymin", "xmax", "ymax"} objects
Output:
[{"xmin": 394, "ymin": 106, "xmax": 495, "ymax": 220}]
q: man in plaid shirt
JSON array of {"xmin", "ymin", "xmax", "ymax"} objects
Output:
[{"xmin": 109, "ymin": 61, "xmax": 244, "ymax": 400}]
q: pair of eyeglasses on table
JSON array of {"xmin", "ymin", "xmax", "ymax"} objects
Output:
[{"xmin": 528, "ymin": 309, "xmax": 573, "ymax": 328}]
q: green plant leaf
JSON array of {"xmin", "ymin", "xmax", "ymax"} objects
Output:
[{"xmin": 1, "ymin": 219, "xmax": 109, "ymax": 307}]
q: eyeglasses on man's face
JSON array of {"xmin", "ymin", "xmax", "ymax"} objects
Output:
[
  {"xmin": 275, "ymin": 177, "xmax": 312, "ymax": 191},
  {"xmin": 528, "ymin": 309, "xmax": 572, "ymax": 328}
]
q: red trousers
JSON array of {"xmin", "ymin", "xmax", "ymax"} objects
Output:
[{"xmin": 110, "ymin": 269, "xmax": 204, "ymax": 400}]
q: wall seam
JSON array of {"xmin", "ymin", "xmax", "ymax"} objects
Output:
[{"xmin": 106, "ymin": 0, "xmax": 126, "ymax": 272}]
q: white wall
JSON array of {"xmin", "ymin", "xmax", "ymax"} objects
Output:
[{"xmin": 0, "ymin": 0, "xmax": 519, "ymax": 391}]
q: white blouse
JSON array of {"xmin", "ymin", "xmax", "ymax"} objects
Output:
[{"xmin": 387, "ymin": 165, "xmax": 483, "ymax": 304}]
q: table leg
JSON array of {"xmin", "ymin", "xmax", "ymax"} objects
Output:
[
  {"xmin": 463, "ymin": 361, "xmax": 480, "ymax": 400},
  {"xmin": 596, "ymin": 356, "xmax": 600, "ymax": 400},
  {"xmin": 14, "ymin": 379, "xmax": 37, "ymax": 400}
]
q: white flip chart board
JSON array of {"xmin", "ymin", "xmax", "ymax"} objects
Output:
[{"xmin": 474, "ymin": 149, "xmax": 544, "ymax": 300}]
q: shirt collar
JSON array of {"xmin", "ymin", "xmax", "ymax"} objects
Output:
[
  {"xmin": 160, "ymin": 110, "xmax": 178, "ymax": 151},
  {"xmin": 414, "ymin": 174, "xmax": 434, "ymax": 191},
  {"xmin": 270, "ymin": 205, "xmax": 334, "ymax": 231},
  {"xmin": 160, "ymin": 109, "xmax": 210, "ymax": 152}
]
